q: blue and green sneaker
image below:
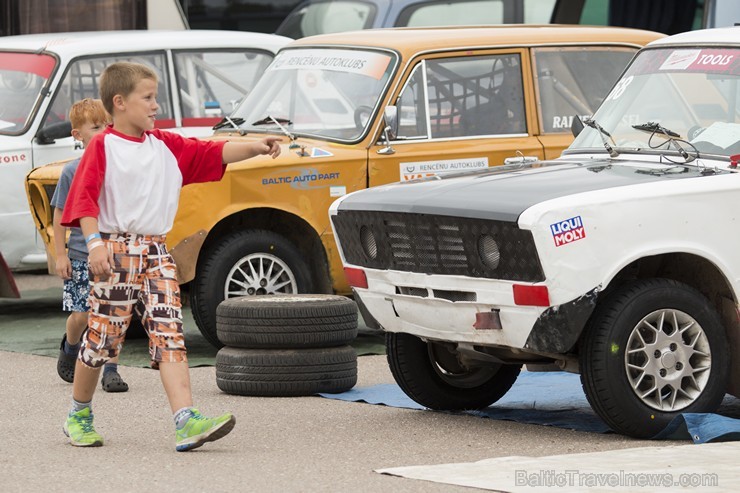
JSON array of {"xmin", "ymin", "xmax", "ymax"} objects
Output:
[
  {"xmin": 63, "ymin": 407, "xmax": 104, "ymax": 447},
  {"xmin": 175, "ymin": 408, "xmax": 235, "ymax": 452}
]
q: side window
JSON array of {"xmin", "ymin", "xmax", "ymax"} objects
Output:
[
  {"xmin": 424, "ymin": 53, "xmax": 526, "ymax": 139},
  {"xmin": 277, "ymin": 1, "xmax": 376, "ymax": 38},
  {"xmin": 532, "ymin": 47, "xmax": 636, "ymax": 133},
  {"xmin": 395, "ymin": 64, "xmax": 428, "ymax": 139},
  {"xmin": 174, "ymin": 50, "xmax": 274, "ymax": 120},
  {"xmin": 523, "ymin": 0, "xmax": 558, "ymax": 22},
  {"xmin": 44, "ymin": 53, "xmax": 171, "ymax": 127},
  {"xmin": 397, "ymin": 0, "xmax": 505, "ymax": 26}
]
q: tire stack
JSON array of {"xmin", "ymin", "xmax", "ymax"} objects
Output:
[{"xmin": 215, "ymin": 294, "xmax": 359, "ymax": 397}]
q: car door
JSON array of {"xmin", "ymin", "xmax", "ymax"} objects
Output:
[
  {"xmin": 531, "ymin": 45, "xmax": 640, "ymax": 159},
  {"xmin": 369, "ymin": 49, "xmax": 543, "ymax": 186}
]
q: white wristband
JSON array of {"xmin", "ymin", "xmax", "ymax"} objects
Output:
[{"xmin": 87, "ymin": 240, "xmax": 105, "ymax": 251}]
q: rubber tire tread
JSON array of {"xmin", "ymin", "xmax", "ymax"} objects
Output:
[
  {"xmin": 190, "ymin": 230, "xmax": 314, "ymax": 348},
  {"xmin": 216, "ymin": 345, "xmax": 357, "ymax": 396},
  {"xmin": 386, "ymin": 332, "xmax": 521, "ymax": 410},
  {"xmin": 216, "ymin": 295, "xmax": 358, "ymax": 348},
  {"xmin": 579, "ymin": 278, "xmax": 730, "ymax": 439}
]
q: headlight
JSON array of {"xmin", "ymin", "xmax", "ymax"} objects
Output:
[
  {"xmin": 360, "ymin": 225, "xmax": 377, "ymax": 259},
  {"xmin": 478, "ymin": 234, "xmax": 500, "ymax": 269}
]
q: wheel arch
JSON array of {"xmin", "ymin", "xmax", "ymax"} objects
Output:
[
  {"xmin": 586, "ymin": 251, "xmax": 740, "ymax": 397},
  {"xmin": 602, "ymin": 251, "xmax": 737, "ymax": 321},
  {"xmin": 195, "ymin": 207, "xmax": 333, "ymax": 294}
]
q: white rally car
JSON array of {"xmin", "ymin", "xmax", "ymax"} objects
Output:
[{"xmin": 329, "ymin": 26, "xmax": 740, "ymax": 438}]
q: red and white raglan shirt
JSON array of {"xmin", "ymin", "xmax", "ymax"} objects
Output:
[{"xmin": 61, "ymin": 127, "xmax": 227, "ymax": 234}]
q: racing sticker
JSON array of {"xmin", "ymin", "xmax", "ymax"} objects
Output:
[
  {"xmin": 659, "ymin": 49, "xmax": 701, "ymax": 70},
  {"xmin": 270, "ymin": 48, "xmax": 392, "ymax": 80},
  {"xmin": 659, "ymin": 49, "xmax": 739, "ymax": 75},
  {"xmin": 400, "ymin": 157, "xmax": 488, "ymax": 181},
  {"xmin": 329, "ymin": 185, "xmax": 346, "ymax": 197},
  {"xmin": 0, "ymin": 151, "xmax": 29, "ymax": 164},
  {"xmin": 261, "ymin": 166, "xmax": 340, "ymax": 190},
  {"xmin": 550, "ymin": 216, "xmax": 585, "ymax": 247},
  {"xmin": 311, "ymin": 147, "xmax": 333, "ymax": 158}
]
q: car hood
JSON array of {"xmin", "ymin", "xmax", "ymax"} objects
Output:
[{"xmin": 335, "ymin": 157, "xmax": 718, "ymax": 222}]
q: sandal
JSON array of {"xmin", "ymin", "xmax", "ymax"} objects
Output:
[
  {"xmin": 57, "ymin": 335, "xmax": 76, "ymax": 383},
  {"xmin": 101, "ymin": 371, "xmax": 129, "ymax": 393}
]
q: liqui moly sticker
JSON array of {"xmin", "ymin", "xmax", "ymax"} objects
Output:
[{"xmin": 550, "ymin": 216, "xmax": 585, "ymax": 247}]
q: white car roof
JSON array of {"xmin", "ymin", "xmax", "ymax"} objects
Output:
[
  {"xmin": 648, "ymin": 26, "xmax": 740, "ymax": 47},
  {"xmin": 0, "ymin": 30, "xmax": 291, "ymax": 57}
]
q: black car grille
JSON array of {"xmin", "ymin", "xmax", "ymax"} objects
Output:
[{"xmin": 332, "ymin": 210, "xmax": 545, "ymax": 282}]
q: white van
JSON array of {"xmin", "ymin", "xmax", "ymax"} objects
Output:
[{"xmin": 0, "ymin": 30, "xmax": 289, "ymax": 288}]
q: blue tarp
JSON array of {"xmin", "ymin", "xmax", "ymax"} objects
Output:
[{"xmin": 319, "ymin": 372, "xmax": 740, "ymax": 442}]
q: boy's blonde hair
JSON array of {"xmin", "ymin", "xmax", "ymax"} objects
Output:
[
  {"xmin": 69, "ymin": 98, "xmax": 110, "ymax": 129},
  {"xmin": 99, "ymin": 61, "xmax": 158, "ymax": 115}
]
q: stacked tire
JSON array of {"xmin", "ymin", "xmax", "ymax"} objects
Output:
[{"xmin": 215, "ymin": 294, "xmax": 358, "ymax": 397}]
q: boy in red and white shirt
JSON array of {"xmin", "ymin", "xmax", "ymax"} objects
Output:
[{"xmin": 61, "ymin": 61, "xmax": 281, "ymax": 451}]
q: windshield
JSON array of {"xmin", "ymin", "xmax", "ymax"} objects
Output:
[
  {"xmin": 569, "ymin": 47, "xmax": 740, "ymax": 159},
  {"xmin": 232, "ymin": 48, "xmax": 395, "ymax": 142},
  {"xmin": 0, "ymin": 52, "xmax": 56, "ymax": 135}
]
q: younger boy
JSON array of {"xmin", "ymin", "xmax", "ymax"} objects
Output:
[
  {"xmin": 52, "ymin": 98, "xmax": 128, "ymax": 393},
  {"xmin": 61, "ymin": 61, "xmax": 281, "ymax": 451}
]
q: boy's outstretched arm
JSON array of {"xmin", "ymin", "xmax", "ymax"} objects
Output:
[
  {"xmin": 52, "ymin": 208, "xmax": 72, "ymax": 280},
  {"xmin": 222, "ymin": 136, "xmax": 282, "ymax": 164}
]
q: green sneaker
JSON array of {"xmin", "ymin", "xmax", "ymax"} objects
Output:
[
  {"xmin": 63, "ymin": 407, "xmax": 103, "ymax": 447},
  {"xmin": 175, "ymin": 408, "xmax": 235, "ymax": 452}
]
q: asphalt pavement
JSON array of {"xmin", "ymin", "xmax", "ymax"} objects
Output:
[{"xmin": 0, "ymin": 274, "xmax": 700, "ymax": 492}]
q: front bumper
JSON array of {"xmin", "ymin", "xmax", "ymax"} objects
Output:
[
  {"xmin": 355, "ymin": 269, "xmax": 547, "ymax": 350},
  {"xmin": 354, "ymin": 268, "xmax": 598, "ymax": 354}
]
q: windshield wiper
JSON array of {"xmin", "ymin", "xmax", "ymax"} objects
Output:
[
  {"xmin": 212, "ymin": 116, "xmax": 245, "ymax": 133},
  {"xmin": 632, "ymin": 121, "xmax": 680, "ymax": 138},
  {"xmin": 251, "ymin": 115, "xmax": 293, "ymax": 126},
  {"xmin": 583, "ymin": 117, "xmax": 619, "ymax": 158},
  {"xmin": 252, "ymin": 115, "xmax": 298, "ymax": 148},
  {"xmin": 632, "ymin": 121, "xmax": 695, "ymax": 162}
]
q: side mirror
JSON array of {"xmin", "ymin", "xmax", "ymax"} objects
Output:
[
  {"xmin": 383, "ymin": 106, "xmax": 398, "ymax": 141},
  {"xmin": 36, "ymin": 121, "xmax": 72, "ymax": 145},
  {"xmin": 571, "ymin": 115, "xmax": 585, "ymax": 138}
]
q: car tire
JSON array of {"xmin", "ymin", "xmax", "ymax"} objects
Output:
[
  {"xmin": 191, "ymin": 230, "xmax": 314, "ymax": 348},
  {"xmin": 386, "ymin": 332, "xmax": 521, "ymax": 410},
  {"xmin": 580, "ymin": 278, "xmax": 730, "ymax": 438},
  {"xmin": 216, "ymin": 345, "xmax": 357, "ymax": 396},
  {"xmin": 216, "ymin": 294, "xmax": 358, "ymax": 348}
]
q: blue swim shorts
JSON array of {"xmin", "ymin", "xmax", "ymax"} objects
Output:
[{"xmin": 62, "ymin": 258, "xmax": 90, "ymax": 313}]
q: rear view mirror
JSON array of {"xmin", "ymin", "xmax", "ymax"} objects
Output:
[
  {"xmin": 383, "ymin": 106, "xmax": 398, "ymax": 140},
  {"xmin": 377, "ymin": 106, "xmax": 398, "ymax": 155},
  {"xmin": 36, "ymin": 121, "xmax": 72, "ymax": 145},
  {"xmin": 571, "ymin": 115, "xmax": 584, "ymax": 138}
]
